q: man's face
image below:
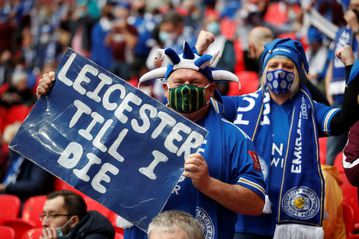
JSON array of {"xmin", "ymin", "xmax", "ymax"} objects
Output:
[
  {"xmin": 41, "ymin": 196, "xmax": 73, "ymax": 234},
  {"xmin": 164, "ymin": 69, "xmax": 215, "ymax": 103}
]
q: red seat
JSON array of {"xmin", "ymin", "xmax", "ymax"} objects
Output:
[
  {"xmin": 233, "ymin": 39, "xmax": 245, "ymax": 74},
  {"xmin": 0, "ymin": 195, "xmax": 21, "ymax": 223},
  {"xmin": 21, "ymin": 196, "xmax": 47, "ymax": 228},
  {"xmin": 343, "ymin": 204, "xmax": 359, "ymax": 239},
  {"xmin": 0, "ymin": 225, "xmax": 15, "ymax": 239},
  {"xmin": 83, "ymin": 196, "xmax": 113, "ymax": 218},
  {"xmin": 1, "ymin": 219, "xmax": 35, "ymax": 239},
  {"xmin": 20, "ymin": 228, "xmax": 42, "ymax": 239},
  {"xmin": 53, "ymin": 178, "xmax": 86, "ymax": 197},
  {"xmin": 220, "ymin": 17, "xmax": 237, "ymax": 40},
  {"xmin": 108, "ymin": 212, "xmax": 125, "ymax": 233},
  {"xmin": 237, "ymin": 71, "xmax": 259, "ymax": 95},
  {"xmin": 319, "ymin": 137, "xmax": 327, "ymax": 164},
  {"xmin": 115, "ymin": 232, "xmax": 124, "ymax": 239}
]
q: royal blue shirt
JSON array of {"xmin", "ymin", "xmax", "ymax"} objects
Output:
[
  {"xmin": 223, "ymin": 94, "xmax": 339, "ymax": 236},
  {"xmin": 124, "ymin": 103, "xmax": 265, "ymax": 239}
]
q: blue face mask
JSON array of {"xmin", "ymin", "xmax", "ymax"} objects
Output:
[
  {"xmin": 159, "ymin": 31, "xmax": 175, "ymax": 44},
  {"xmin": 266, "ymin": 69, "xmax": 295, "ymax": 94},
  {"xmin": 207, "ymin": 22, "xmax": 220, "ymax": 35}
]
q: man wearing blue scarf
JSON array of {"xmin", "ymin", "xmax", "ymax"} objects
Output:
[
  {"xmin": 36, "ymin": 42, "xmax": 266, "ymax": 239},
  {"xmin": 219, "ymin": 39, "xmax": 359, "ymax": 239}
]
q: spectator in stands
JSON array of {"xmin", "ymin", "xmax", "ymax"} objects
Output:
[
  {"xmin": 37, "ymin": 42, "xmax": 266, "ymax": 239},
  {"xmin": 90, "ymin": 4, "xmax": 114, "ymax": 70},
  {"xmin": 248, "ymin": 26, "xmax": 274, "ymax": 62},
  {"xmin": 0, "ymin": 68, "xmax": 36, "ymax": 108},
  {"xmin": 343, "ymin": 120, "xmax": 359, "ymax": 203},
  {"xmin": 321, "ymin": 165, "xmax": 346, "ymax": 239},
  {"xmin": 325, "ymin": 0, "xmax": 359, "ymax": 166},
  {"xmin": 41, "ymin": 190, "xmax": 115, "ymax": 239},
  {"xmin": 106, "ymin": 11, "xmax": 138, "ymax": 81},
  {"xmin": 0, "ymin": 122, "xmax": 54, "ymax": 202},
  {"xmin": 196, "ymin": 34, "xmax": 359, "ymax": 238},
  {"xmin": 156, "ymin": 11, "xmax": 196, "ymax": 55},
  {"xmin": 147, "ymin": 210, "xmax": 204, "ymax": 239},
  {"xmin": 201, "ymin": 9, "xmax": 236, "ymax": 95},
  {"xmin": 305, "ymin": 26, "xmax": 329, "ymax": 87},
  {"xmin": 146, "ymin": 10, "xmax": 197, "ymax": 101}
]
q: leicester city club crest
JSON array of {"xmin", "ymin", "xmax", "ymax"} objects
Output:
[{"xmin": 282, "ymin": 186, "xmax": 320, "ymax": 220}]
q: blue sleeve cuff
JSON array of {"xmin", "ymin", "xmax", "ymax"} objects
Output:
[{"xmin": 237, "ymin": 176, "xmax": 265, "ymax": 200}]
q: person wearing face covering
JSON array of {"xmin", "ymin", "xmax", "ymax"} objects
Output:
[
  {"xmin": 225, "ymin": 40, "xmax": 359, "ymax": 239},
  {"xmin": 41, "ymin": 190, "xmax": 114, "ymax": 239},
  {"xmin": 201, "ymin": 10, "xmax": 236, "ymax": 95},
  {"xmin": 36, "ymin": 42, "xmax": 265, "ymax": 239},
  {"xmin": 196, "ymin": 34, "xmax": 359, "ymax": 238}
]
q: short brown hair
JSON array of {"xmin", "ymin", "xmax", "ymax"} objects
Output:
[{"xmin": 47, "ymin": 190, "xmax": 87, "ymax": 220}]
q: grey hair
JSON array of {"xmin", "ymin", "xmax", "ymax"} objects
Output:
[
  {"xmin": 260, "ymin": 55, "xmax": 308, "ymax": 96},
  {"xmin": 147, "ymin": 210, "xmax": 204, "ymax": 239}
]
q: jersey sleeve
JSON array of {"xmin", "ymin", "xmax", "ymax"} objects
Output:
[
  {"xmin": 224, "ymin": 120, "xmax": 265, "ymax": 200},
  {"xmin": 314, "ymin": 101, "xmax": 340, "ymax": 135}
]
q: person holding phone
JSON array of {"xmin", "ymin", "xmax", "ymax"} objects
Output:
[{"xmin": 41, "ymin": 190, "xmax": 115, "ymax": 239}]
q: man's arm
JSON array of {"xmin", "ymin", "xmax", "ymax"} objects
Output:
[{"xmin": 183, "ymin": 154, "xmax": 264, "ymax": 215}]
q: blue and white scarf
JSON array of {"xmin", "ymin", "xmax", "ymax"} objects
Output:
[{"xmin": 236, "ymin": 86, "xmax": 324, "ymax": 237}]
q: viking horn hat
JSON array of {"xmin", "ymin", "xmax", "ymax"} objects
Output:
[{"xmin": 139, "ymin": 42, "xmax": 239, "ymax": 85}]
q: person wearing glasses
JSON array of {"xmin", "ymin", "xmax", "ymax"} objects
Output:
[{"xmin": 41, "ymin": 190, "xmax": 115, "ymax": 239}]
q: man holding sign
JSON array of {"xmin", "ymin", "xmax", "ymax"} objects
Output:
[{"xmin": 36, "ymin": 42, "xmax": 265, "ymax": 239}]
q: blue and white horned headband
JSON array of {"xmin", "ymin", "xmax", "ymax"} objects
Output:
[
  {"xmin": 138, "ymin": 41, "xmax": 239, "ymax": 84},
  {"xmin": 262, "ymin": 38, "xmax": 309, "ymax": 76}
]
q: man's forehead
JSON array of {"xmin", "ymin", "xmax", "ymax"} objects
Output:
[
  {"xmin": 169, "ymin": 69, "xmax": 209, "ymax": 81},
  {"xmin": 44, "ymin": 196, "xmax": 66, "ymax": 211}
]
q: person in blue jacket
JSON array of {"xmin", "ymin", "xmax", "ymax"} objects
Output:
[
  {"xmin": 36, "ymin": 42, "xmax": 266, "ymax": 239},
  {"xmin": 196, "ymin": 34, "xmax": 359, "ymax": 239}
]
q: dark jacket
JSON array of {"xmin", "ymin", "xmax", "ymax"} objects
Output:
[
  {"xmin": 4, "ymin": 152, "xmax": 54, "ymax": 201},
  {"xmin": 65, "ymin": 211, "xmax": 115, "ymax": 239}
]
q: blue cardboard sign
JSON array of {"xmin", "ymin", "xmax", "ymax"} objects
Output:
[{"xmin": 9, "ymin": 48, "xmax": 208, "ymax": 231}]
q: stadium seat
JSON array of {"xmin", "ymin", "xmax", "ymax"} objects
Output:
[
  {"xmin": 0, "ymin": 194, "xmax": 21, "ymax": 223},
  {"xmin": 0, "ymin": 225, "xmax": 15, "ymax": 239},
  {"xmin": 115, "ymin": 232, "xmax": 124, "ymax": 239},
  {"xmin": 1, "ymin": 219, "xmax": 35, "ymax": 239},
  {"xmin": 21, "ymin": 195, "xmax": 47, "ymax": 227},
  {"xmin": 53, "ymin": 178, "xmax": 86, "ymax": 197},
  {"xmin": 108, "ymin": 212, "xmax": 125, "ymax": 233},
  {"xmin": 20, "ymin": 228, "xmax": 42, "ymax": 239},
  {"xmin": 343, "ymin": 203, "xmax": 359, "ymax": 239},
  {"xmin": 233, "ymin": 39, "xmax": 245, "ymax": 74},
  {"xmin": 83, "ymin": 195, "xmax": 113, "ymax": 218},
  {"xmin": 237, "ymin": 71, "xmax": 259, "ymax": 95}
]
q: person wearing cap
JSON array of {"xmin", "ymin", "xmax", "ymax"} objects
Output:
[
  {"xmin": 225, "ymin": 40, "xmax": 358, "ymax": 238},
  {"xmin": 36, "ymin": 42, "xmax": 265, "ymax": 239},
  {"xmin": 196, "ymin": 34, "xmax": 359, "ymax": 238}
]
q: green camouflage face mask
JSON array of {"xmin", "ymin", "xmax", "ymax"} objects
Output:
[{"xmin": 168, "ymin": 84, "xmax": 208, "ymax": 113}]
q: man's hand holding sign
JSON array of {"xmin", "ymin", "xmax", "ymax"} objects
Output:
[
  {"xmin": 14, "ymin": 42, "xmax": 265, "ymax": 239},
  {"xmin": 10, "ymin": 48, "xmax": 207, "ymax": 232}
]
